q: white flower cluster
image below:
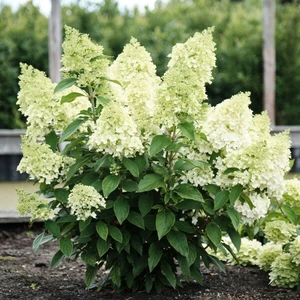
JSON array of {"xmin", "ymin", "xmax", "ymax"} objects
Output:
[
  {"xmin": 17, "ymin": 136, "xmax": 75, "ymax": 184},
  {"xmin": 207, "ymin": 236, "xmax": 262, "ymax": 266},
  {"xmin": 88, "ymin": 101, "xmax": 144, "ymax": 158},
  {"xmin": 109, "ymin": 37, "xmax": 161, "ymax": 142},
  {"xmin": 233, "ymin": 192, "xmax": 270, "ymax": 225},
  {"xmin": 18, "ymin": 64, "xmax": 91, "ymax": 140},
  {"xmin": 67, "ymin": 184, "xmax": 106, "ymax": 221},
  {"xmin": 16, "ymin": 189, "xmax": 55, "ymax": 221},
  {"xmin": 227, "ymin": 237, "xmax": 262, "ymax": 266},
  {"xmin": 289, "ymin": 236, "xmax": 300, "ymax": 266},
  {"xmin": 202, "ymin": 92, "xmax": 253, "ymax": 152},
  {"xmin": 283, "ymin": 179, "xmax": 300, "ymax": 208},
  {"xmin": 61, "ymin": 26, "xmax": 110, "ymax": 88},
  {"xmin": 257, "ymin": 242, "xmax": 283, "ymax": 272},
  {"xmin": 269, "ymin": 253, "xmax": 300, "ymax": 288},
  {"xmin": 263, "ymin": 220, "xmax": 297, "ymax": 244},
  {"xmin": 154, "ymin": 28, "xmax": 216, "ymax": 128}
]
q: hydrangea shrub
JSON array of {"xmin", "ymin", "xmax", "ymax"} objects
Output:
[
  {"xmin": 17, "ymin": 26, "xmax": 296, "ymax": 293},
  {"xmin": 210, "ymin": 177, "xmax": 300, "ymax": 289}
]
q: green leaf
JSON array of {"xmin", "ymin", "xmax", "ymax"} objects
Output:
[
  {"xmin": 102, "ymin": 174, "xmax": 120, "ymax": 198},
  {"xmin": 149, "ymin": 135, "xmax": 172, "ymax": 157},
  {"xmin": 190, "ymin": 265, "xmax": 203, "ymax": 285},
  {"xmin": 174, "ymin": 184, "xmax": 204, "ymax": 202},
  {"xmin": 206, "ymin": 223, "xmax": 222, "ymax": 247},
  {"xmin": 61, "ymin": 92, "xmax": 86, "ymax": 104},
  {"xmin": 133, "ymin": 257, "xmax": 148, "ymax": 278},
  {"xmin": 122, "ymin": 158, "xmax": 140, "ymax": 177},
  {"xmin": 54, "ymin": 188, "xmax": 69, "ymax": 204},
  {"xmin": 165, "ymin": 142, "xmax": 184, "ymax": 152},
  {"xmin": 175, "ymin": 221, "xmax": 195, "ymax": 234},
  {"xmin": 166, "ymin": 230, "xmax": 189, "ymax": 257},
  {"xmin": 79, "ymin": 217, "xmax": 91, "ymax": 232},
  {"xmin": 96, "ymin": 221, "xmax": 108, "ymax": 241},
  {"xmin": 214, "ymin": 191, "xmax": 229, "ymax": 210},
  {"xmin": 66, "ymin": 156, "xmax": 90, "ymax": 182},
  {"xmin": 80, "ymin": 223, "xmax": 95, "ymax": 238},
  {"xmin": 282, "ymin": 204, "xmax": 297, "ymax": 225},
  {"xmin": 94, "ymin": 155, "xmax": 111, "ymax": 171},
  {"xmin": 59, "ymin": 118, "xmax": 87, "ymax": 144},
  {"xmin": 175, "ymin": 199, "xmax": 203, "ymax": 210},
  {"xmin": 108, "ymin": 225, "xmax": 123, "ymax": 243},
  {"xmin": 113, "ymin": 197, "xmax": 130, "ymax": 225},
  {"xmin": 81, "ymin": 251, "xmax": 97, "ymax": 266},
  {"xmin": 100, "ymin": 76, "xmax": 122, "ymax": 86},
  {"xmin": 130, "ymin": 235, "xmax": 143, "ymax": 255},
  {"xmin": 227, "ymin": 227, "xmax": 241, "ymax": 251},
  {"xmin": 54, "ymin": 77, "xmax": 77, "ymax": 94},
  {"xmin": 227, "ymin": 206, "xmax": 241, "ymax": 231},
  {"xmin": 45, "ymin": 130, "xmax": 59, "ymax": 151},
  {"xmin": 161, "ymin": 261, "xmax": 176, "ymax": 288},
  {"xmin": 97, "ymin": 238, "xmax": 110, "ymax": 257},
  {"xmin": 209, "ymin": 255, "xmax": 226, "ymax": 274},
  {"xmin": 110, "ymin": 265, "xmax": 121, "ymax": 287},
  {"xmin": 223, "ymin": 167, "xmax": 240, "ymax": 175},
  {"xmin": 205, "ymin": 184, "xmax": 220, "ymax": 196},
  {"xmin": 96, "ymin": 96, "xmax": 110, "ymax": 106},
  {"xmin": 240, "ymin": 193, "xmax": 255, "ymax": 209},
  {"xmin": 59, "ymin": 237, "xmax": 73, "ymax": 257},
  {"xmin": 229, "ymin": 185, "xmax": 243, "ymax": 205},
  {"xmin": 174, "ymin": 159, "xmax": 195, "ymax": 171},
  {"xmin": 156, "ymin": 209, "xmax": 175, "ymax": 240},
  {"xmin": 177, "ymin": 254, "xmax": 190, "ymax": 282},
  {"xmin": 85, "ymin": 265, "xmax": 99, "ymax": 287},
  {"xmin": 32, "ymin": 232, "xmax": 54, "ymax": 251},
  {"xmin": 122, "ymin": 179, "xmax": 138, "ymax": 192},
  {"xmin": 145, "ymin": 274, "xmax": 153, "ymax": 293},
  {"xmin": 137, "ymin": 174, "xmax": 164, "ymax": 193},
  {"xmin": 45, "ymin": 220, "xmax": 60, "ymax": 238},
  {"xmin": 178, "ymin": 122, "xmax": 195, "ymax": 140},
  {"xmin": 148, "ymin": 243, "xmax": 163, "ymax": 272},
  {"xmin": 187, "ymin": 244, "xmax": 197, "ymax": 267},
  {"xmin": 134, "ymin": 155, "xmax": 148, "ymax": 173},
  {"xmin": 50, "ymin": 250, "xmax": 65, "ymax": 268},
  {"xmin": 127, "ymin": 211, "xmax": 145, "ymax": 229},
  {"xmin": 56, "ymin": 215, "xmax": 76, "ymax": 223}
]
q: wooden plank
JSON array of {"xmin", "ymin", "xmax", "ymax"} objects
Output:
[{"xmin": 0, "ymin": 210, "xmax": 30, "ymax": 223}]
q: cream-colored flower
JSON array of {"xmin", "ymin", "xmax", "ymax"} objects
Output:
[
  {"xmin": 257, "ymin": 242, "xmax": 283, "ymax": 272},
  {"xmin": 227, "ymin": 237, "xmax": 262, "ymax": 266},
  {"xmin": 263, "ymin": 220, "xmax": 297, "ymax": 244},
  {"xmin": 88, "ymin": 101, "xmax": 144, "ymax": 158},
  {"xmin": 67, "ymin": 184, "xmax": 106, "ymax": 221},
  {"xmin": 17, "ymin": 136, "xmax": 75, "ymax": 184},
  {"xmin": 202, "ymin": 92, "xmax": 253, "ymax": 152},
  {"xmin": 17, "ymin": 189, "xmax": 55, "ymax": 221},
  {"xmin": 153, "ymin": 28, "xmax": 216, "ymax": 128},
  {"xmin": 283, "ymin": 178, "xmax": 300, "ymax": 208},
  {"xmin": 269, "ymin": 253, "xmax": 300, "ymax": 288},
  {"xmin": 234, "ymin": 192, "xmax": 270, "ymax": 225},
  {"xmin": 61, "ymin": 26, "xmax": 111, "ymax": 88},
  {"xmin": 290, "ymin": 236, "xmax": 300, "ymax": 266}
]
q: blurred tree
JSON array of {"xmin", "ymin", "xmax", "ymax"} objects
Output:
[{"xmin": 0, "ymin": 2, "xmax": 48, "ymax": 128}]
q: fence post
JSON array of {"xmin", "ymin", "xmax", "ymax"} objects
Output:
[
  {"xmin": 263, "ymin": 0, "xmax": 276, "ymax": 125},
  {"xmin": 49, "ymin": 0, "xmax": 62, "ymax": 83}
]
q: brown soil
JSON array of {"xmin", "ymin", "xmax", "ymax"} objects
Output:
[{"xmin": 0, "ymin": 223, "xmax": 299, "ymax": 300}]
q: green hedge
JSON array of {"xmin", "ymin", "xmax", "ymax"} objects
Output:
[{"xmin": 0, "ymin": 0, "xmax": 300, "ymax": 128}]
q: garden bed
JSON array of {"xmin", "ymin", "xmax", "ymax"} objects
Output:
[{"xmin": 0, "ymin": 223, "xmax": 299, "ymax": 300}]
